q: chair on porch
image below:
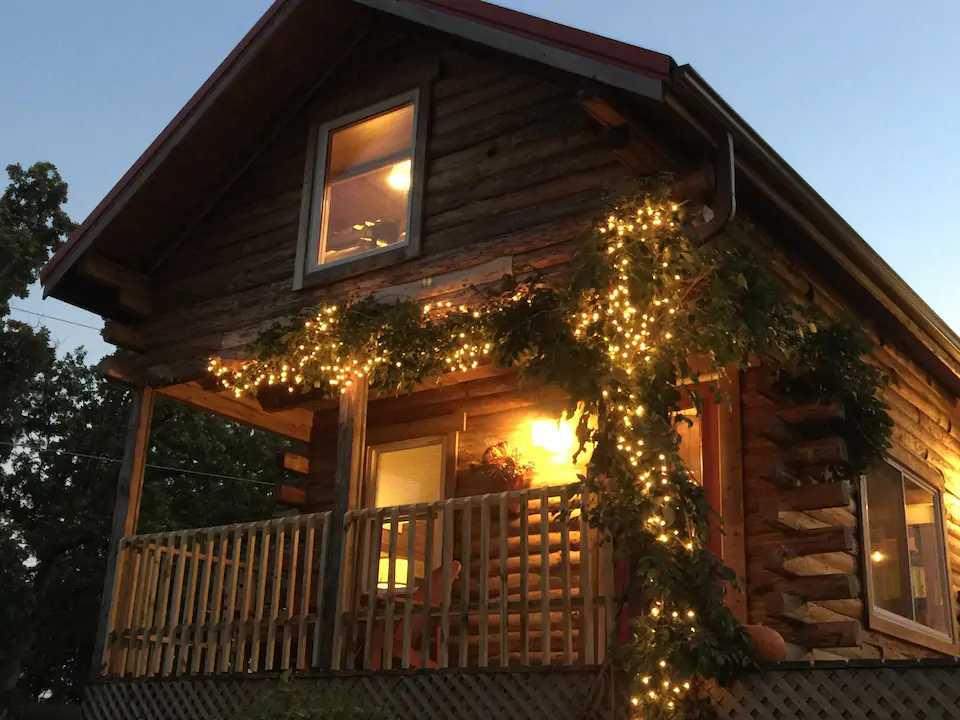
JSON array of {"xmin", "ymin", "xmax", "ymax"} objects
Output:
[{"xmin": 370, "ymin": 560, "xmax": 462, "ymax": 669}]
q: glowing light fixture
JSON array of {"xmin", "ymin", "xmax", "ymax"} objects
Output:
[
  {"xmin": 871, "ymin": 550, "xmax": 885, "ymax": 564},
  {"xmin": 531, "ymin": 412, "xmax": 577, "ymax": 454},
  {"xmin": 387, "ymin": 159, "xmax": 412, "ymax": 191},
  {"xmin": 377, "ymin": 556, "xmax": 409, "ymax": 590}
]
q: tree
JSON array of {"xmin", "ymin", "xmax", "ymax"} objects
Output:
[{"xmin": 0, "ymin": 164, "xmax": 289, "ymax": 705}]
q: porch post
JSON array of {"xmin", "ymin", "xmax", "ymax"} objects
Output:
[
  {"xmin": 90, "ymin": 386, "xmax": 156, "ymax": 678},
  {"xmin": 318, "ymin": 378, "xmax": 368, "ymax": 666}
]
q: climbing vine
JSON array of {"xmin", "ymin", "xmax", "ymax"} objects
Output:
[{"xmin": 210, "ymin": 179, "xmax": 892, "ymax": 718}]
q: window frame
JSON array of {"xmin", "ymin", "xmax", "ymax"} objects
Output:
[
  {"xmin": 861, "ymin": 458, "xmax": 958, "ymax": 653},
  {"xmin": 294, "ymin": 88, "xmax": 429, "ymax": 289}
]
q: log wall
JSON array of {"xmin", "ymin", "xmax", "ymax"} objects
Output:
[
  {"xmin": 136, "ymin": 19, "xmax": 960, "ymax": 663},
  {"xmin": 143, "ymin": 29, "xmax": 629, "ymax": 378},
  {"xmin": 741, "ymin": 236, "xmax": 960, "ymax": 661}
]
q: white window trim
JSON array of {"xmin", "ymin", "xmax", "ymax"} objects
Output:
[
  {"xmin": 294, "ymin": 88, "xmax": 428, "ymax": 289},
  {"xmin": 365, "ymin": 434, "xmax": 448, "ymax": 509},
  {"xmin": 861, "ymin": 458, "xmax": 957, "ymax": 649}
]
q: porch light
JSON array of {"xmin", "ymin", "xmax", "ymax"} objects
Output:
[
  {"xmin": 531, "ymin": 413, "xmax": 576, "ymax": 454},
  {"xmin": 377, "ymin": 556, "xmax": 409, "ymax": 590},
  {"xmin": 387, "ymin": 159, "xmax": 412, "ymax": 191}
]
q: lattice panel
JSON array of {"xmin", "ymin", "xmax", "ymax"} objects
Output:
[
  {"xmin": 83, "ymin": 668, "xmax": 605, "ymax": 720},
  {"xmin": 708, "ymin": 666, "xmax": 960, "ymax": 719}
]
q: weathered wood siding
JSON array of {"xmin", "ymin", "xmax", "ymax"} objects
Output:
[
  {"xmin": 144, "ymin": 30, "xmax": 626, "ymax": 377},
  {"xmin": 741, "ymin": 236, "xmax": 960, "ymax": 660}
]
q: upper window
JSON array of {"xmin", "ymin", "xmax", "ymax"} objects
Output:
[
  {"xmin": 863, "ymin": 461, "xmax": 953, "ymax": 641},
  {"xmin": 297, "ymin": 91, "xmax": 425, "ymax": 287}
]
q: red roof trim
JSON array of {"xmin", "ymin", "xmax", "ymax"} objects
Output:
[
  {"xmin": 404, "ymin": 0, "xmax": 673, "ymax": 81},
  {"xmin": 40, "ymin": 0, "xmax": 295, "ymax": 287}
]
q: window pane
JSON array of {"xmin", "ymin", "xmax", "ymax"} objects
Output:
[
  {"xmin": 319, "ymin": 104, "xmax": 414, "ymax": 265},
  {"xmin": 903, "ymin": 477, "xmax": 951, "ymax": 634},
  {"xmin": 867, "ymin": 463, "xmax": 914, "ymax": 621},
  {"xmin": 373, "ymin": 441, "xmax": 443, "ymax": 508}
]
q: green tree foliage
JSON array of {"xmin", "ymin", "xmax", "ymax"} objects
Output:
[{"xmin": 0, "ymin": 163, "xmax": 288, "ymax": 705}]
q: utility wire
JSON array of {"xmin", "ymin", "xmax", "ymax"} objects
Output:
[
  {"xmin": 0, "ymin": 440, "xmax": 276, "ymax": 487},
  {"xmin": 7, "ymin": 305, "xmax": 102, "ymax": 332}
]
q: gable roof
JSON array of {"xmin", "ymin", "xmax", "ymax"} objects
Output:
[{"xmin": 39, "ymin": 0, "xmax": 960, "ymax": 396}]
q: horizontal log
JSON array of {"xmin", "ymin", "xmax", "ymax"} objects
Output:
[
  {"xmin": 282, "ymin": 452, "xmax": 309, "ymax": 475},
  {"xmin": 489, "ymin": 549, "xmax": 580, "ymax": 575},
  {"xmin": 771, "ymin": 573, "xmax": 860, "ymax": 602},
  {"xmin": 762, "ymin": 547, "xmax": 857, "ymax": 577},
  {"xmin": 277, "ymin": 485, "xmax": 307, "ymax": 507},
  {"xmin": 102, "ymin": 321, "xmax": 146, "ymax": 353},
  {"xmin": 777, "ymin": 402, "xmax": 846, "ymax": 425},
  {"xmin": 765, "ymin": 592, "xmax": 804, "ymax": 618},
  {"xmin": 786, "ymin": 526, "xmax": 857, "ymax": 556},
  {"xmin": 782, "ymin": 620, "xmax": 864, "ymax": 649},
  {"xmin": 779, "ymin": 481, "xmax": 852, "ymax": 513},
  {"xmin": 785, "ymin": 437, "xmax": 848, "ymax": 468}
]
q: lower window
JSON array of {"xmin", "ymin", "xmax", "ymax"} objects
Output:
[
  {"xmin": 863, "ymin": 460, "xmax": 953, "ymax": 640},
  {"xmin": 366, "ymin": 437, "xmax": 447, "ymax": 592}
]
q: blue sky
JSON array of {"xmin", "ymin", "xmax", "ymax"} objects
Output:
[{"xmin": 3, "ymin": 1, "xmax": 958, "ymax": 362}]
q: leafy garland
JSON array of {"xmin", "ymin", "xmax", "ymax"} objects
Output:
[{"xmin": 211, "ymin": 180, "xmax": 892, "ymax": 718}]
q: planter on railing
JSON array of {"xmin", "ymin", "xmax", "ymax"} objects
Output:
[
  {"xmin": 101, "ymin": 512, "xmax": 332, "ymax": 678},
  {"xmin": 333, "ymin": 484, "xmax": 616, "ymax": 670}
]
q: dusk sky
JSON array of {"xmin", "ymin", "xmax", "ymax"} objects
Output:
[{"xmin": 3, "ymin": 0, "xmax": 958, "ymax": 362}]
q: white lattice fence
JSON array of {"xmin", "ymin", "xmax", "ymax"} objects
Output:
[
  {"xmin": 83, "ymin": 668, "xmax": 607, "ymax": 720},
  {"xmin": 708, "ymin": 663, "xmax": 960, "ymax": 719}
]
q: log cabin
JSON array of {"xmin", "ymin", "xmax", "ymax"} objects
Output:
[{"xmin": 40, "ymin": 0, "xmax": 960, "ymax": 717}]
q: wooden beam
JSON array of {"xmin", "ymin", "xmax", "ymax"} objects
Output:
[
  {"xmin": 779, "ymin": 480, "xmax": 852, "ymax": 513},
  {"xmin": 159, "ymin": 382, "xmax": 312, "ymax": 442},
  {"xmin": 95, "ymin": 356, "xmax": 145, "ymax": 388},
  {"xmin": 90, "ymin": 386, "xmax": 155, "ymax": 678},
  {"xmin": 317, "ymin": 378, "xmax": 368, "ymax": 666},
  {"xmin": 78, "ymin": 253, "xmax": 153, "ymax": 317},
  {"xmin": 277, "ymin": 484, "xmax": 307, "ymax": 507},
  {"xmin": 282, "ymin": 452, "xmax": 310, "ymax": 475},
  {"xmin": 102, "ymin": 321, "xmax": 146, "ymax": 353},
  {"xmin": 782, "ymin": 620, "xmax": 864, "ymax": 649},
  {"xmin": 770, "ymin": 573, "xmax": 860, "ymax": 602}
]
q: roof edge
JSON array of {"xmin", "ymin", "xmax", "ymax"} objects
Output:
[
  {"xmin": 671, "ymin": 65, "xmax": 960, "ymax": 388},
  {"xmin": 40, "ymin": 0, "xmax": 300, "ymax": 294}
]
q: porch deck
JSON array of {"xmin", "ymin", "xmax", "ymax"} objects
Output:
[{"xmin": 100, "ymin": 484, "xmax": 615, "ymax": 679}]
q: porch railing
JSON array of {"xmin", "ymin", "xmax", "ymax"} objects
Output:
[
  {"xmin": 101, "ymin": 512, "xmax": 332, "ymax": 678},
  {"xmin": 334, "ymin": 484, "xmax": 615, "ymax": 670}
]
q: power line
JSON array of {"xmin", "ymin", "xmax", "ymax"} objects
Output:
[
  {"xmin": 7, "ymin": 305, "xmax": 102, "ymax": 332},
  {"xmin": 0, "ymin": 440, "xmax": 276, "ymax": 487}
]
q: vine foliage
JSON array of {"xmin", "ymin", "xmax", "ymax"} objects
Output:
[{"xmin": 212, "ymin": 180, "xmax": 891, "ymax": 718}]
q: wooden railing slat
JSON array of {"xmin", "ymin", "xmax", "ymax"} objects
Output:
[
  {"xmin": 161, "ymin": 531, "xmax": 190, "ymax": 676},
  {"xmin": 519, "ymin": 494, "xmax": 529, "ymax": 666},
  {"xmin": 362, "ymin": 511, "xmax": 383, "ymax": 669},
  {"xmin": 314, "ymin": 516, "xmax": 331, "ymax": 668},
  {"xmin": 478, "ymin": 495, "xmax": 491, "ymax": 668},
  {"xmin": 177, "ymin": 534, "xmax": 202, "ymax": 675},
  {"xmin": 281, "ymin": 520, "xmax": 301, "ymax": 670},
  {"xmin": 559, "ymin": 490, "xmax": 574, "ymax": 664},
  {"xmin": 499, "ymin": 494, "xmax": 509, "ymax": 668},
  {"xmin": 539, "ymin": 489, "xmax": 551, "ymax": 665},
  {"xmin": 235, "ymin": 527, "xmax": 257, "ymax": 672},
  {"xmin": 296, "ymin": 516, "xmax": 315, "ymax": 671},
  {"xmin": 420, "ymin": 507, "xmax": 435, "ymax": 669},
  {"xmin": 401, "ymin": 509, "xmax": 417, "ymax": 669},
  {"xmin": 250, "ymin": 528, "xmax": 270, "ymax": 673},
  {"xmin": 580, "ymin": 497, "xmax": 594, "ymax": 665},
  {"xmin": 264, "ymin": 522, "xmax": 286, "ymax": 671},
  {"xmin": 440, "ymin": 500, "xmax": 454, "ymax": 668},
  {"xmin": 383, "ymin": 506, "xmax": 400, "ymax": 670},
  {"xmin": 459, "ymin": 499, "xmax": 472, "ymax": 668}
]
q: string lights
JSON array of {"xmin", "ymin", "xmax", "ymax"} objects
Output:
[{"xmin": 208, "ymin": 182, "xmax": 891, "ymax": 718}]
